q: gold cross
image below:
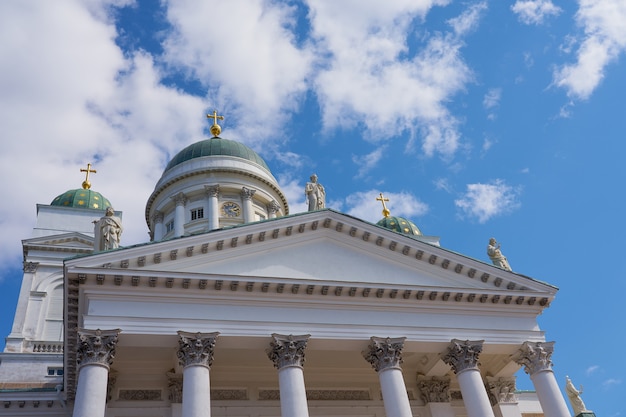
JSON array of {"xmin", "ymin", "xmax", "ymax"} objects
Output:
[
  {"xmin": 376, "ymin": 193, "xmax": 390, "ymax": 218},
  {"xmin": 207, "ymin": 110, "xmax": 224, "ymax": 137},
  {"xmin": 80, "ymin": 163, "xmax": 97, "ymax": 190}
]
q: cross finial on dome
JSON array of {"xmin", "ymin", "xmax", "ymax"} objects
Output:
[
  {"xmin": 376, "ymin": 193, "xmax": 391, "ymax": 218},
  {"xmin": 207, "ymin": 110, "xmax": 224, "ymax": 137},
  {"xmin": 80, "ymin": 163, "xmax": 97, "ymax": 190}
]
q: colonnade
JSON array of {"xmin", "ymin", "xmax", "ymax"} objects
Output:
[
  {"xmin": 151, "ymin": 186, "xmax": 281, "ymax": 240},
  {"xmin": 71, "ymin": 330, "xmax": 570, "ymax": 417}
]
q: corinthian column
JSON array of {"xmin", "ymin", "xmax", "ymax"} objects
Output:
[
  {"xmin": 73, "ymin": 328, "xmax": 121, "ymax": 417},
  {"xmin": 267, "ymin": 334, "xmax": 311, "ymax": 417},
  {"xmin": 205, "ymin": 185, "xmax": 219, "ymax": 230},
  {"xmin": 363, "ymin": 337, "xmax": 413, "ymax": 417},
  {"xmin": 177, "ymin": 331, "xmax": 220, "ymax": 417},
  {"xmin": 441, "ymin": 339, "xmax": 495, "ymax": 417},
  {"xmin": 172, "ymin": 192, "xmax": 187, "ymax": 237},
  {"xmin": 241, "ymin": 187, "xmax": 256, "ymax": 223},
  {"xmin": 511, "ymin": 341, "xmax": 569, "ymax": 417}
]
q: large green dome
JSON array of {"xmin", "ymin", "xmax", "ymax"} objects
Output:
[
  {"xmin": 164, "ymin": 137, "xmax": 270, "ymax": 173},
  {"xmin": 50, "ymin": 188, "xmax": 112, "ymax": 210},
  {"xmin": 376, "ymin": 216, "xmax": 422, "ymax": 236}
]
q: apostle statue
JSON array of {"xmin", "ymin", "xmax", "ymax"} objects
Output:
[
  {"xmin": 305, "ymin": 174, "xmax": 325, "ymax": 211},
  {"xmin": 94, "ymin": 207, "xmax": 123, "ymax": 251},
  {"xmin": 565, "ymin": 376, "xmax": 590, "ymax": 416},
  {"xmin": 487, "ymin": 238, "xmax": 512, "ymax": 271}
]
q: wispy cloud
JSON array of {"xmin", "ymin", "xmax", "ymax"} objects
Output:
[
  {"xmin": 483, "ymin": 88, "xmax": 502, "ymax": 120},
  {"xmin": 603, "ymin": 378, "xmax": 622, "ymax": 388},
  {"xmin": 352, "ymin": 147, "xmax": 387, "ymax": 178},
  {"xmin": 511, "ymin": 0, "xmax": 562, "ymax": 25},
  {"xmin": 553, "ymin": 0, "xmax": 626, "ymax": 100},
  {"xmin": 586, "ymin": 365, "xmax": 600, "ymax": 376},
  {"xmin": 455, "ymin": 179, "xmax": 521, "ymax": 223}
]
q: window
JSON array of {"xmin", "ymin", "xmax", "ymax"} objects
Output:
[
  {"xmin": 166, "ymin": 220, "xmax": 174, "ymax": 233},
  {"xmin": 47, "ymin": 367, "xmax": 64, "ymax": 376},
  {"xmin": 191, "ymin": 208, "xmax": 204, "ymax": 221}
]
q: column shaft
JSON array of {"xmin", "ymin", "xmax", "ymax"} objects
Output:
[
  {"xmin": 278, "ymin": 366, "xmax": 309, "ymax": 417},
  {"xmin": 206, "ymin": 185, "xmax": 219, "ymax": 230},
  {"xmin": 73, "ymin": 365, "xmax": 109, "ymax": 417},
  {"xmin": 456, "ymin": 369, "xmax": 495, "ymax": 417},
  {"xmin": 182, "ymin": 365, "xmax": 211, "ymax": 417},
  {"xmin": 531, "ymin": 370, "xmax": 570, "ymax": 417},
  {"xmin": 379, "ymin": 368, "xmax": 413, "ymax": 417}
]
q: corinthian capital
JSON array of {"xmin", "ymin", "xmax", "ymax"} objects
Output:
[
  {"xmin": 417, "ymin": 375, "xmax": 450, "ymax": 403},
  {"xmin": 486, "ymin": 377, "xmax": 517, "ymax": 406},
  {"xmin": 241, "ymin": 187, "xmax": 256, "ymax": 200},
  {"xmin": 172, "ymin": 192, "xmax": 188, "ymax": 206},
  {"xmin": 177, "ymin": 331, "xmax": 220, "ymax": 369},
  {"xmin": 441, "ymin": 339, "xmax": 484, "ymax": 374},
  {"xmin": 511, "ymin": 341, "xmax": 554, "ymax": 376},
  {"xmin": 267, "ymin": 333, "xmax": 310, "ymax": 370},
  {"xmin": 363, "ymin": 336, "xmax": 406, "ymax": 372},
  {"xmin": 205, "ymin": 185, "xmax": 220, "ymax": 198},
  {"xmin": 76, "ymin": 328, "xmax": 121, "ymax": 369}
]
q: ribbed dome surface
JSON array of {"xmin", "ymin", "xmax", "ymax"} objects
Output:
[{"xmin": 164, "ymin": 137, "xmax": 270, "ymax": 173}]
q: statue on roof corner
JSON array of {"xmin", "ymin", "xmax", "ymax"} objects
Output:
[
  {"xmin": 94, "ymin": 207, "xmax": 123, "ymax": 251},
  {"xmin": 565, "ymin": 376, "xmax": 590, "ymax": 416},
  {"xmin": 305, "ymin": 174, "xmax": 325, "ymax": 211},
  {"xmin": 487, "ymin": 238, "xmax": 512, "ymax": 271}
]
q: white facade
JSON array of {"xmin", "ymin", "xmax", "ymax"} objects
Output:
[{"xmin": 1, "ymin": 134, "xmax": 570, "ymax": 417}]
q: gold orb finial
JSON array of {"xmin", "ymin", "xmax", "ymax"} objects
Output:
[
  {"xmin": 80, "ymin": 163, "xmax": 97, "ymax": 190},
  {"xmin": 376, "ymin": 193, "xmax": 391, "ymax": 218},
  {"xmin": 207, "ymin": 110, "xmax": 224, "ymax": 137}
]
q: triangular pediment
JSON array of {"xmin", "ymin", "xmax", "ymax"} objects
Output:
[
  {"xmin": 65, "ymin": 210, "xmax": 555, "ymax": 298},
  {"xmin": 23, "ymin": 232, "xmax": 94, "ymax": 252}
]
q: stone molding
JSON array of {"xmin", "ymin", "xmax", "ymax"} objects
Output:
[
  {"xmin": 211, "ymin": 389, "xmax": 248, "ymax": 400},
  {"xmin": 177, "ymin": 331, "xmax": 219, "ymax": 369},
  {"xmin": 267, "ymin": 333, "xmax": 310, "ymax": 369},
  {"xmin": 441, "ymin": 339, "xmax": 484, "ymax": 374},
  {"xmin": 417, "ymin": 375, "xmax": 450, "ymax": 403},
  {"xmin": 118, "ymin": 389, "xmax": 162, "ymax": 401},
  {"xmin": 258, "ymin": 389, "xmax": 371, "ymax": 401},
  {"xmin": 486, "ymin": 377, "xmax": 517, "ymax": 405},
  {"xmin": 363, "ymin": 336, "xmax": 406, "ymax": 372},
  {"xmin": 75, "ymin": 328, "xmax": 121, "ymax": 370},
  {"xmin": 511, "ymin": 341, "xmax": 555, "ymax": 376}
]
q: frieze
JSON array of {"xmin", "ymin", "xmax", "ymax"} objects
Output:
[
  {"xmin": 211, "ymin": 389, "xmax": 248, "ymax": 400},
  {"xmin": 118, "ymin": 390, "xmax": 162, "ymax": 401}
]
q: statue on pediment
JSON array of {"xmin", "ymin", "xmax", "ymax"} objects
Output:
[
  {"xmin": 565, "ymin": 376, "xmax": 590, "ymax": 416},
  {"xmin": 94, "ymin": 207, "xmax": 123, "ymax": 251},
  {"xmin": 487, "ymin": 238, "xmax": 511, "ymax": 271},
  {"xmin": 305, "ymin": 174, "xmax": 325, "ymax": 211}
]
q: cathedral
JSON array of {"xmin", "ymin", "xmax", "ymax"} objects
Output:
[{"xmin": 0, "ymin": 115, "xmax": 577, "ymax": 417}]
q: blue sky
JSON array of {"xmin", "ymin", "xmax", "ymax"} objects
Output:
[{"xmin": 1, "ymin": 0, "xmax": 624, "ymax": 415}]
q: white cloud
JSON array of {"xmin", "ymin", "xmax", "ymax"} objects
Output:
[
  {"xmin": 344, "ymin": 190, "xmax": 428, "ymax": 223},
  {"xmin": 161, "ymin": 0, "xmax": 314, "ymax": 147},
  {"xmin": 586, "ymin": 365, "xmax": 600, "ymax": 376},
  {"xmin": 512, "ymin": 0, "xmax": 562, "ymax": 25},
  {"xmin": 603, "ymin": 378, "xmax": 622, "ymax": 388},
  {"xmin": 433, "ymin": 178, "xmax": 453, "ymax": 193},
  {"xmin": 0, "ymin": 1, "xmax": 207, "ymax": 270},
  {"xmin": 455, "ymin": 180, "xmax": 521, "ymax": 223},
  {"xmin": 308, "ymin": 0, "xmax": 476, "ymax": 158},
  {"xmin": 553, "ymin": 0, "xmax": 626, "ymax": 100},
  {"xmin": 448, "ymin": 2, "xmax": 487, "ymax": 36},
  {"xmin": 483, "ymin": 88, "xmax": 502, "ymax": 110},
  {"xmin": 352, "ymin": 147, "xmax": 386, "ymax": 178}
]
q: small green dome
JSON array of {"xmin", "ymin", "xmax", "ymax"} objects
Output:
[
  {"xmin": 164, "ymin": 137, "xmax": 270, "ymax": 173},
  {"xmin": 376, "ymin": 216, "xmax": 422, "ymax": 236},
  {"xmin": 51, "ymin": 188, "xmax": 112, "ymax": 210}
]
